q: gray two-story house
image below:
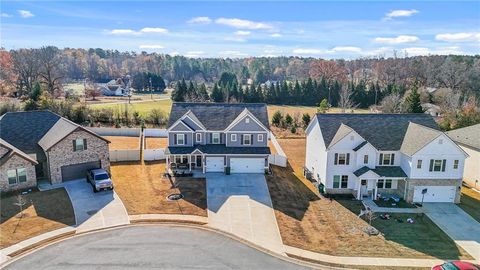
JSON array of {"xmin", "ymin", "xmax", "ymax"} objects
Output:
[{"xmin": 165, "ymin": 102, "xmax": 271, "ymax": 174}]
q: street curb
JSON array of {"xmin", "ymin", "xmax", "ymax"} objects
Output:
[{"xmin": 6, "ymin": 231, "xmax": 75, "ymax": 258}]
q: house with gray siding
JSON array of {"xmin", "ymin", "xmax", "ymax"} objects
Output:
[
  {"xmin": 0, "ymin": 111, "xmax": 110, "ymax": 192},
  {"xmin": 165, "ymin": 103, "xmax": 270, "ymax": 174}
]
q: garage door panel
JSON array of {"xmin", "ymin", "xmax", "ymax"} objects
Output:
[
  {"xmin": 413, "ymin": 186, "xmax": 456, "ymax": 203},
  {"xmin": 230, "ymin": 158, "xmax": 264, "ymax": 174},
  {"xmin": 61, "ymin": 161, "xmax": 101, "ymax": 181},
  {"xmin": 206, "ymin": 157, "xmax": 224, "ymax": 172}
]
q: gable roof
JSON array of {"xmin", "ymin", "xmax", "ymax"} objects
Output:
[
  {"xmin": 328, "ymin": 123, "xmax": 353, "ymax": 149},
  {"xmin": 315, "ymin": 114, "xmax": 439, "ymax": 150},
  {"xmin": 354, "ymin": 166, "xmax": 407, "ymax": 178},
  {"xmin": 167, "ymin": 102, "xmax": 269, "ymax": 131},
  {"xmin": 446, "ymin": 124, "xmax": 480, "ymax": 151},
  {"xmin": 38, "ymin": 118, "xmax": 80, "ymax": 151},
  {"xmin": 0, "ymin": 138, "xmax": 38, "ymax": 165},
  {"xmin": 400, "ymin": 122, "xmax": 443, "ymax": 156}
]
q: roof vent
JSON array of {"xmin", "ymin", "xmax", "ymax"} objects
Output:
[
  {"xmin": 246, "ymin": 118, "xmax": 250, "ymax": 123},
  {"xmin": 439, "ymin": 139, "xmax": 443, "ymax": 144}
]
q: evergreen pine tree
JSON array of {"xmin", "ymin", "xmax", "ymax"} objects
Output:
[
  {"xmin": 197, "ymin": 83, "xmax": 210, "ymax": 101},
  {"xmin": 171, "ymin": 79, "xmax": 187, "ymax": 102},
  {"xmin": 405, "ymin": 82, "xmax": 423, "ymax": 113},
  {"xmin": 30, "ymin": 81, "xmax": 42, "ymax": 101},
  {"xmin": 210, "ymin": 84, "xmax": 224, "ymax": 102},
  {"xmin": 318, "ymin": 99, "xmax": 329, "ymax": 113}
]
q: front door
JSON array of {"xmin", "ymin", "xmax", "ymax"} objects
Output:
[
  {"xmin": 361, "ymin": 180, "xmax": 368, "ymax": 197},
  {"xmin": 196, "ymin": 156, "xmax": 202, "ymax": 167}
]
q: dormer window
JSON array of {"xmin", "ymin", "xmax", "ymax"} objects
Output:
[
  {"xmin": 176, "ymin": 134, "xmax": 185, "ymax": 145},
  {"xmin": 212, "ymin": 133, "xmax": 220, "ymax": 144},
  {"xmin": 245, "ymin": 118, "xmax": 250, "ymax": 123}
]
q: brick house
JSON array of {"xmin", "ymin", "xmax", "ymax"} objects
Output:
[{"xmin": 0, "ymin": 111, "xmax": 110, "ymax": 192}]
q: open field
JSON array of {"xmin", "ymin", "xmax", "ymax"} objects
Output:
[
  {"xmin": 145, "ymin": 137, "xmax": 168, "ymax": 149},
  {"xmin": 267, "ymin": 105, "xmax": 370, "ymax": 120},
  {"xmin": 104, "ymin": 136, "xmax": 140, "ymax": 150},
  {"xmin": 110, "ymin": 161, "xmax": 207, "ymax": 216},
  {"xmin": 0, "ymin": 188, "xmax": 75, "ymax": 248},
  {"xmin": 88, "ymin": 99, "xmax": 172, "ymax": 116},
  {"xmin": 459, "ymin": 186, "xmax": 480, "ymax": 222}
]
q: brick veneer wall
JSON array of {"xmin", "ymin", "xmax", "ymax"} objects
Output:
[
  {"xmin": 0, "ymin": 154, "xmax": 36, "ymax": 192},
  {"xmin": 47, "ymin": 130, "xmax": 110, "ymax": 184}
]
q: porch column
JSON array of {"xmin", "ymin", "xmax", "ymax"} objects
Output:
[
  {"xmin": 202, "ymin": 155, "xmax": 206, "ymax": 174},
  {"xmin": 356, "ymin": 179, "xmax": 361, "ymax": 200},
  {"xmin": 189, "ymin": 155, "xmax": 192, "ymax": 171},
  {"xmin": 373, "ymin": 179, "xmax": 378, "ymax": 200},
  {"xmin": 166, "ymin": 155, "xmax": 169, "ymax": 171}
]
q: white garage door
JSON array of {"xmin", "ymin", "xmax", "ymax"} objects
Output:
[
  {"xmin": 206, "ymin": 157, "xmax": 224, "ymax": 172},
  {"xmin": 413, "ymin": 186, "xmax": 456, "ymax": 203},
  {"xmin": 230, "ymin": 158, "xmax": 265, "ymax": 174}
]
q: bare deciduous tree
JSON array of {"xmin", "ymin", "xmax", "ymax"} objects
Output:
[
  {"xmin": 338, "ymin": 85, "xmax": 357, "ymax": 112},
  {"xmin": 10, "ymin": 49, "xmax": 40, "ymax": 95},
  {"xmin": 38, "ymin": 46, "xmax": 63, "ymax": 96},
  {"xmin": 380, "ymin": 93, "xmax": 403, "ymax": 113}
]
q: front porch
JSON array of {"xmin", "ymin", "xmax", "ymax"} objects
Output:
[
  {"xmin": 166, "ymin": 154, "xmax": 205, "ymax": 174},
  {"xmin": 354, "ymin": 177, "xmax": 408, "ymax": 201}
]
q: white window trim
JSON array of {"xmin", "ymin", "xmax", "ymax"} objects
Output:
[
  {"xmin": 453, "ymin": 160, "xmax": 459, "ymax": 169},
  {"xmin": 212, "ymin": 133, "xmax": 220, "ymax": 144},
  {"xmin": 258, "ymin": 134, "xmax": 264, "ymax": 142},
  {"xmin": 243, "ymin": 134, "xmax": 252, "ymax": 145},
  {"xmin": 231, "ymin": 134, "xmax": 237, "ymax": 142},
  {"xmin": 245, "ymin": 118, "xmax": 250, "ymax": 123},
  {"xmin": 176, "ymin": 134, "xmax": 185, "ymax": 145},
  {"xmin": 7, "ymin": 168, "xmax": 26, "ymax": 185},
  {"xmin": 417, "ymin": 159, "xmax": 422, "ymax": 169},
  {"xmin": 74, "ymin": 138, "xmax": 85, "ymax": 151},
  {"xmin": 195, "ymin": 133, "xmax": 202, "ymax": 143},
  {"xmin": 363, "ymin": 155, "xmax": 368, "ymax": 164}
]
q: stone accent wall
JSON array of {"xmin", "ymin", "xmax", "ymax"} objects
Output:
[
  {"xmin": 405, "ymin": 178, "xmax": 462, "ymax": 203},
  {"xmin": 325, "ymin": 188, "xmax": 354, "ymax": 195},
  {"xmin": 47, "ymin": 130, "xmax": 110, "ymax": 184},
  {"xmin": 0, "ymin": 154, "xmax": 36, "ymax": 192},
  {"xmin": 0, "ymin": 145, "xmax": 9, "ymax": 158}
]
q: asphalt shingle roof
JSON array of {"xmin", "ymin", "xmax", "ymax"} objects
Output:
[
  {"xmin": 316, "ymin": 113, "xmax": 439, "ymax": 150},
  {"xmin": 353, "ymin": 166, "xmax": 407, "ymax": 178},
  {"xmin": 446, "ymin": 124, "xmax": 480, "ymax": 151},
  {"xmin": 401, "ymin": 122, "xmax": 442, "ymax": 156},
  {"xmin": 0, "ymin": 111, "xmax": 61, "ymax": 153},
  {"xmin": 166, "ymin": 144, "xmax": 270, "ymax": 155},
  {"xmin": 167, "ymin": 102, "xmax": 269, "ymax": 130}
]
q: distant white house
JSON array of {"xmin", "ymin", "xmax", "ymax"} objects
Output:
[
  {"xmin": 422, "ymin": 103, "xmax": 442, "ymax": 117},
  {"xmin": 98, "ymin": 76, "xmax": 131, "ymax": 96},
  {"xmin": 305, "ymin": 114, "xmax": 467, "ymax": 203}
]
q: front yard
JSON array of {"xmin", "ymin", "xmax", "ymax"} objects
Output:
[
  {"xmin": 110, "ymin": 161, "xmax": 207, "ymax": 216},
  {"xmin": 459, "ymin": 186, "xmax": 480, "ymax": 223},
  {"xmin": 0, "ymin": 188, "xmax": 75, "ymax": 249}
]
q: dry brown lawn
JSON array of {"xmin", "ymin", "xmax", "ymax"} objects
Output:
[
  {"xmin": 0, "ymin": 188, "xmax": 75, "ymax": 249},
  {"xmin": 110, "ymin": 161, "xmax": 207, "ymax": 216},
  {"xmin": 277, "ymin": 138, "xmax": 306, "ymax": 177},
  {"xmin": 104, "ymin": 136, "xmax": 140, "ymax": 150},
  {"xmin": 145, "ymin": 137, "xmax": 168, "ymax": 149},
  {"xmin": 268, "ymin": 141, "xmax": 277, "ymax": 155}
]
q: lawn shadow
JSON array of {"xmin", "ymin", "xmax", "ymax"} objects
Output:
[
  {"xmin": 337, "ymin": 197, "xmax": 470, "ymax": 260},
  {"xmin": 173, "ymin": 177, "xmax": 207, "ymax": 212},
  {"xmin": 266, "ymin": 165, "xmax": 320, "ymax": 221}
]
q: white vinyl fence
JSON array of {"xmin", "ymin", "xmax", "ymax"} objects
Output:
[
  {"xmin": 144, "ymin": 149, "xmax": 166, "ymax": 161},
  {"xmin": 269, "ymin": 132, "xmax": 288, "ymax": 167},
  {"xmin": 143, "ymin": 128, "xmax": 167, "ymax": 137},
  {"xmin": 143, "ymin": 129, "xmax": 167, "ymax": 161},
  {"xmin": 88, "ymin": 127, "xmax": 141, "ymax": 137},
  {"xmin": 109, "ymin": 150, "xmax": 141, "ymax": 162}
]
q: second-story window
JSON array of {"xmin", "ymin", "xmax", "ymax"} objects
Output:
[
  {"xmin": 195, "ymin": 133, "xmax": 202, "ymax": 143},
  {"xmin": 231, "ymin": 134, "xmax": 237, "ymax": 142},
  {"xmin": 73, "ymin": 138, "xmax": 86, "ymax": 151},
  {"xmin": 176, "ymin": 134, "xmax": 185, "ymax": 145},
  {"xmin": 258, "ymin": 134, "xmax": 264, "ymax": 142},
  {"xmin": 212, "ymin": 133, "xmax": 220, "ymax": 144},
  {"xmin": 417, "ymin": 160, "xmax": 422, "ymax": 169},
  {"xmin": 453, "ymin": 160, "xmax": 459, "ymax": 169},
  {"xmin": 243, "ymin": 134, "xmax": 252, "ymax": 145},
  {"xmin": 429, "ymin": 159, "xmax": 446, "ymax": 172},
  {"xmin": 334, "ymin": 153, "xmax": 350, "ymax": 165},
  {"xmin": 379, "ymin": 153, "xmax": 395, "ymax": 165},
  {"xmin": 363, "ymin": 155, "xmax": 368, "ymax": 164}
]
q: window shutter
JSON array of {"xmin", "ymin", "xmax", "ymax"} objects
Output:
[
  {"xmin": 174, "ymin": 134, "xmax": 177, "ymax": 145},
  {"xmin": 83, "ymin": 139, "xmax": 87, "ymax": 150},
  {"xmin": 241, "ymin": 135, "xmax": 244, "ymax": 145},
  {"xmin": 250, "ymin": 134, "xmax": 253, "ymax": 145},
  {"xmin": 391, "ymin": 154, "xmax": 395, "ymax": 165},
  {"xmin": 429, "ymin": 159, "xmax": 434, "ymax": 172},
  {"xmin": 334, "ymin": 153, "xmax": 338, "ymax": 165},
  {"xmin": 72, "ymin": 140, "xmax": 76, "ymax": 151},
  {"xmin": 379, "ymin": 154, "xmax": 383, "ymax": 165},
  {"xmin": 346, "ymin": 153, "xmax": 350, "ymax": 165},
  {"xmin": 442, "ymin": 159, "xmax": 446, "ymax": 171},
  {"xmin": 184, "ymin": 135, "xmax": 187, "ymax": 145}
]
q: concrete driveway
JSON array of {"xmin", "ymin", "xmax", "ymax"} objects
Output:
[
  {"xmin": 423, "ymin": 203, "xmax": 480, "ymax": 261},
  {"xmin": 62, "ymin": 179, "xmax": 130, "ymax": 232},
  {"xmin": 206, "ymin": 173, "xmax": 284, "ymax": 254}
]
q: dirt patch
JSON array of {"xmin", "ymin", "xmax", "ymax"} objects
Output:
[
  {"xmin": 145, "ymin": 137, "xmax": 168, "ymax": 149},
  {"xmin": 0, "ymin": 188, "xmax": 75, "ymax": 249},
  {"xmin": 110, "ymin": 161, "xmax": 207, "ymax": 216},
  {"xmin": 104, "ymin": 136, "xmax": 140, "ymax": 150}
]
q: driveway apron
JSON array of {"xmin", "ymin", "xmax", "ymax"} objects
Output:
[
  {"xmin": 423, "ymin": 203, "xmax": 480, "ymax": 261},
  {"xmin": 62, "ymin": 179, "xmax": 130, "ymax": 233},
  {"xmin": 206, "ymin": 173, "xmax": 284, "ymax": 254}
]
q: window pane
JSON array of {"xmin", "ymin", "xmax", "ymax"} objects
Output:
[
  {"xmin": 17, "ymin": 168, "xmax": 27, "ymax": 183},
  {"xmin": 453, "ymin": 160, "xmax": 459, "ymax": 169},
  {"xmin": 75, "ymin": 139, "xmax": 84, "ymax": 151},
  {"xmin": 363, "ymin": 155, "xmax": 368, "ymax": 164},
  {"xmin": 417, "ymin": 160, "xmax": 422, "ymax": 169},
  {"xmin": 385, "ymin": 179, "xmax": 392, "ymax": 189},
  {"xmin": 434, "ymin": 160, "xmax": 442, "ymax": 171},
  {"xmin": 333, "ymin": 175, "xmax": 340, "ymax": 188},
  {"xmin": 377, "ymin": 179, "xmax": 384, "ymax": 188},
  {"xmin": 7, "ymin": 170, "xmax": 17, "ymax": 185},
  {"xmin": 383, "ymin": 154, "xmax": 391, "ymax": 165},
  {"xmin": 341, "ymin": 175, "xmax": 348, "ymax": 188},
  {"xmin": 338, "ymin": 154, "xmax": 346, "ymax": 165}
]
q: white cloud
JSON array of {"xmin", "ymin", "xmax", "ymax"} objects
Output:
[
  {"xmin": 188, "ymin": 16, "xmax": 212, "ymax": 24},
  {"xmin": 140, "ymin": 27, "xmax": 168, "ymax": 34},
  {"xmin": 328, "ymin": 46, "xmax": 362, "ymax": 53},
  {"xmin": 224, "ymin": 36, "xmax": 247, "ymax": 42},
  {"xmin": 139, "ymin": 45, "xmax": 164, "ymax": 49},
  {"xmin": 435, "ymin": 32, "xmax": 480, "ymax": 42},
  {"xmin": 109, "ymin": 29, "xmax": 140, "ymax": 35},
  {"xmin": 384, "ymin": 9, "xmax": 418, "ymax": 20},
  {"xmin": 185, "ymin": 51, "xmax": 205, "ymax": 58},
  {"xmin": 215, "ymin": 17, "xmax": 273, "ymax": 30},
  {"xmin": 402, "ymin": 46, "xmax": 463, "ymax": 56},
  {"xmin": 234, "ymin": 30, "xmax": 251, "ymax": 36},
  {"xmin": 219, "ymin": 50, "xmax": 248, "ymax": 57},
  {"xmin": 269, "ymin": 33, "xmax": 282, "ymax": 38},
  {"xmin": 169, "ymin": 51, "xmax": 179, "ymax": 56},
  {"xmin": 1, "ymin": 13, "xmax": 12, "ymax": 18},
  {"xmin": 18, "ymin": 10, "xmax": 34, "ymax": 18},
  {"xmin": 373, "ymin": 35, "xmax": 419, "ymax": 44},
  {"xmin": 402, "ymin": 47, "xmax": 430, "ymax": 56},
  {"xmin": 292, "ymin": 48, "xmax": 325, "ymax": 55}
]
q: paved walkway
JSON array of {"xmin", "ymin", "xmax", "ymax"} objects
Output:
[
  {"xmin": 423, "ymin": 203, "xmax": 480, "ymax": 262},
  {"xmin": 62, "ymin": 180, "xmax": 130, "ymax": 232},
  {"xmin": 206, "ymin": 173, "xmax": 285, "ymax": 254},
  {"xmin": 362, "ymin": 198, "xmax": 423, "ymax": 213}
]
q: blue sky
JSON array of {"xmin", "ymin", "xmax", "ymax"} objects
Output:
[{"xmin": 1, "ymin": 1, "xmax": 479, "ymax": 58}]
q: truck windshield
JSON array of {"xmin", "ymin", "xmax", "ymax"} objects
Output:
[{"xmin": 95, "ymin": 173, "xmax": 110, "ymax": 181}]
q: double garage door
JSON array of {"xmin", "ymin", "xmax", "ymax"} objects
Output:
[
  {"xmin": 413, "ymin": 186, "xmax": 456, "ymax": 203},
  {"xmin": 205, "ymin": 157, "xmax": 265, "ymax": 173},
  {"xmin": 61, "ymin": 161, "xmax": 101, "ymax": 181}
]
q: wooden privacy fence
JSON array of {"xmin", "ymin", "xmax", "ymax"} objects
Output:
[
  {"xmin": 269, "ymin": 132, "xmax": 288, "ymax": 167},
  {"xmin": 109, "ymin": 150, "xmax": 141, "ymax": 162}
]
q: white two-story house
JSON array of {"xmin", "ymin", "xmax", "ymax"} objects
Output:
[
  {"xmin": 305, "ymin": 114, "xmax": 468, "ymax": 203},
  {"xmin": 165, "ymin": 102, "xmax": 271, "ymax": 174}
]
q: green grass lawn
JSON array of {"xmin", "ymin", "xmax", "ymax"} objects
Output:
[
  {"xmin": 337, "ymin": 199, "xmax": 472, "ymax": 260},
  {"xmin": 267, "ymin": 105, "xmax": 370, "ymax": 121},
  {"xmin": 88, "ymin": 99, "xmax": 172, "ymax": 116},
  {"xmin": 459, "ymin": 186, "xmax": 480, "ymax": 223},
  {"xmin": 374, "ymin": 199, "xmax": 417, "ymax": 208},
  {"xmin": 64, "ymin": 83, "xmax": 85, "ymax": 95}
]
